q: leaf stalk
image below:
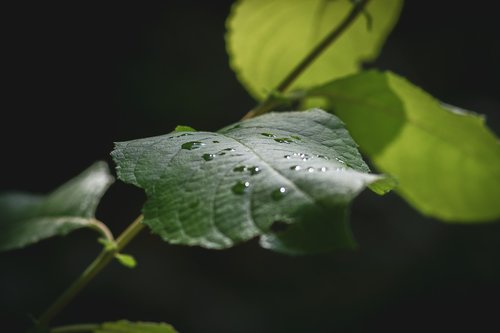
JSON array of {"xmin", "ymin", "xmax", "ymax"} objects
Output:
[{"xmin": 37, "ymin": 215, "xmax": 145, "ymax": 329}]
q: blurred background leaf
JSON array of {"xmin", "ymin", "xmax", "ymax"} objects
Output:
[
  {"xmin": 0, "ymin": 1, "xmax": 499, "ymax": 332},
  {"xmin": 307, "ymin": 70, "xmax": 500, "ymax": 222},
  {"xmin": 226, "ymin": 0, "xmax": 403, "ymax": 99}
]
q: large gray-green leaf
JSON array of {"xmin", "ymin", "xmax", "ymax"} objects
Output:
[
  {"xmin": 51, "ymin": 320, "xmax": 177, "ymax": 333},
  {"xmin": 0, "ymin": 162, "xmax": 114, "ymax": 252},
  {"xmin": 112, "ymin": 109, "xmax": 390, "ymax": 254},
  {"xmin": 307, "ymin": 71, "xmax": 500, "ymax": 222},
  {"xmin": 226, "ymin": 0, "xmax": 403, "ymax": 100}
]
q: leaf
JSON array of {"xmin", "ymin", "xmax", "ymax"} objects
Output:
[
  {"xmin": 174, "ymin": 125, "xmax": 196, "ymax": 132},
  {"xmin": 115, "ymin": 253, "xmax": 137, "ymax": 269},
  {"xmin": 226, "ymin": 0, "xmax": 403, "ymax": 100},
  {"xmin": 307, "ymin": 70, "xmax": 500, "ymax": 222},
  {"xmin": 95, "ymin": 320, "xmax": 177, "ymax": 333},
  {"xmin": 112, "ymin": 109, "xmax": 391, "ymax": 254},
  {"xmin": 51, "ymin": 320, "xmax": 178, "ymax": 333},
  {"xmin": 0, "ymin": 162, "xmax": 114, "ymax": 252}
]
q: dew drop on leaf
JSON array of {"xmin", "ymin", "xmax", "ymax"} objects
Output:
[
  {"xmin": 284, "ymin": 155, "xmax": 291, "ymax": 159},
  {"xmin": 232, "ymin": 181, "xmax": 250, "ymax": 194},
  {"xmin": 274, "ymin": 138, "xmax": 294, "ymax": 144},
  {"xmin": 319, "ymin": 167, "xmax": 328, "ymax": 172},
  {"xmin": 307, "ymin": 167, "xmax": 315, "ymax": 173},
  {"xmin": 181, "ymin": 141, "xmax": 205, "ymax": 150},
  {"xmin": 271, "ymin": 187, "xmax": 287, "ymax": 201},
  {"xmin": 202, "ymin": 154, "xmax": 215, "ymax": 161},
  {"xmin": 260, "ymin": 133, "xmax": 276, "ymax": 138},
  {"xmin": 233, "ymin": 166, "xmax": 246, "ymax": 172},
  {"xmin": 290, "ymin": 165, "xmax": 301, "ymax": 171},
  {"xmin": 248, "ymin": 166, "xmax": 261, "ymax": 175}
]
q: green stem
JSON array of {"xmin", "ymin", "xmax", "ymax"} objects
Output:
[
  {"xmin": 243, "ymin": 0, "xmax": 371, "ymax": 120},
  {"xmin": 87, "ymin": 219, "xmax": 114, "ymax": 242},
  {"xmin": 37, "ymin": 215, "xmax": 145, "ymax": 329}
]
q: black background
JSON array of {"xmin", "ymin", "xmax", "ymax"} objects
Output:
[{"xmin": 1, "ymin": 1, "xmax": 499, "ymax": 332}]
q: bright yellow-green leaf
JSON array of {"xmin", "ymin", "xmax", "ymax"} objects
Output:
[
  {"xmin": 308, "ymin": 70, "xmax": 500, "ymax": 222},
  {"xmin": 226, "ymin": 0, "xmax": 403, "ymax": 100},
  {"xmin": 115, "ymin": 253, "xmax": 137, "ymax": 269}
]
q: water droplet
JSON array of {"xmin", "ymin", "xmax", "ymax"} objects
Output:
[
  {"xmin": 218, "ymin": 152, "xmax": 226, "ymax": 156},
  {"xmin": 181, "ymin": 141, "xmax": 205, "ymax": 150},
  {"xmin": 232, "ymin": 181, "xmax": 250, "ymax": 194},
  {"xmin": 316, "ymin": 155, "xmax": 329, "ymax": 160},
  {"xmin": 319, "ymin": 167, "xmax": 328, "ymax": 172},
  {"xmin": 335, "ymin": 167, "xmax": 346, "ymax": 172},
  {"xmin": 178, "ymin": 133, "xmax": 193, "ymax": 137},
  {"xmin": 233, "ymin": 166, "xmax": 246, "ymax": 172},
  {"xmin": 213, "ymin": 140, "xmax": 220, "ymax": 143},
  {"xmin": 290, "ymin": 165, "xmax": 301, "ymax": 171},
  {"xmin": 271, "ymin": 187, "xmax": 287, "ymax": 201},
  {"xmin": 284, "ymin": 155, "xmax": 291, "ymax": 159},
  {"xmin": 248, "ymin": 166, "xmax": 261, "ymax": 175},
  {"xmin": 293, "ymin": 153, "xmax": 300, "ymax": 156},
  {"xmin": 223, "ymin": 148, "xmax": 235, "ymax": 152},
  {"xmin": 290, "ymin": 135, "xmax": 301, "ymax": 140},
  {"xmin": 335, "ymin": 157, "xmax": 346, "ymax": 164},
  {"xmin": 307, "ymin": 167, "xmax": 315, "ymax": 173},
  {"xmin": 301, "ymin": 153, "xmax": 311, "ymax": 161},
  {"xmin": 202, "ymin": 153, "xmax": 215, "ymax": 161},
  {"xmin": 260, "ymin": 133, "xmax": 276, "ymax": 138},
  {"xmin": 274, "ymin": 137, "xmax": 294, "ymax": 144}
]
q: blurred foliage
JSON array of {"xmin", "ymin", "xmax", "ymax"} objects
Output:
[{"xmin": 1, "ymin": 1, "xmax": 499, "ymax": 333}]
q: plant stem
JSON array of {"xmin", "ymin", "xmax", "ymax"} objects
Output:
[
  {"xmin": 243, "ymin": 0, "xmax": 371, "ymax": 120},
  {"xmin": 88, "ymin": 219, "xmax": 114, "ymax": 242},
  {"xmin": 37, "ymin": 215, "xmax": 145, "ymax": 329}
]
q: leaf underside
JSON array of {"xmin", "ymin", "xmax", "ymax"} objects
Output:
[
  {"xmin": 308, "ymin": 70, "xmax": 500, "ymax": 222},
  {"xmin": 226, "ymin": 0, "xmax": 403, "ymax": 100},
  {"xmin": 112, "ymin": 109, "xmax": 390, "ymax": 254},
  {"xmin": 0, "ymin": 162, "xmax": 114, "ymax": 252}
]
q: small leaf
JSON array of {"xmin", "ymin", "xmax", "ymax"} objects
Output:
[
  {"xmin": 0, "ymin": 162, "xmax": 114, "ymax": 252},
  {"xmin": 307, "ymin": 70, "xmax": 500, "ymax": 222},
  {"xmin": 115, "ymin": 253, "xmax": 137, "ymax": 269},
  {"xmin": 112, "ymin": 109, "xmax": 392, "ymax": 254},
  {"xmin": 226, "ymin": 0, "xmax": 403, "ymax": 100},
  {"xmin": 174, "ymin": 125, "xmax": 196, "ymax": 132},
  {"xmin": 51, "ymin": 320, "xmax": 178, "ymax": 333}
]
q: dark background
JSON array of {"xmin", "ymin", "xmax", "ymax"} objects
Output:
[{"xmin": 1, "ymin": 1, "xmax": 499, "ymax": 332}]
